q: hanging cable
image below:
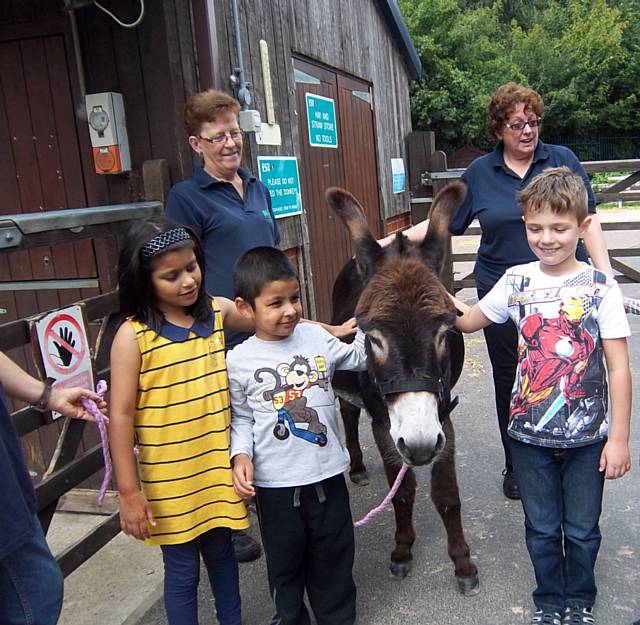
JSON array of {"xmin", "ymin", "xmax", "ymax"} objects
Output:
[{"xmin": 93, "ymin": 0, "xmax": 145, "ymax": 28}]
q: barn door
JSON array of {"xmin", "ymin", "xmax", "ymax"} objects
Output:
[
  {"xmin": 294, "ymin": 58, "xmax": 381, "ymax": 323},
  {"xmin": 0, "ymin": 33, "xmax": 100, "ymax": 479}
]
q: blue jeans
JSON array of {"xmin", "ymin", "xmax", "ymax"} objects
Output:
[
  {"xmin": 0, "ymin": 514, "xmax": 63, "ymax": 625},
  {"xmin": 160, "ymin": 526, "xmax": 241, "ymax": 625},
  {"xmin": 510, "ymin": 438, "xmax": 605, "ymax": 612}
]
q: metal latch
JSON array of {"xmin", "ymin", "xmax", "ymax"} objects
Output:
[{"xmin": 0, "ymin": 225, "xmax": 23, "ymax": 249}]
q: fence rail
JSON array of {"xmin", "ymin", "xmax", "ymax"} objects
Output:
[
  {"xmin": 420, "ymin": 154, "xmax": 640, "ymax": 292},
  {"xmin": 1, "ymin": 202, "xmax": 162, "ymax": 577}
]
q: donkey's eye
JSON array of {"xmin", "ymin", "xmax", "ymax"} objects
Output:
[{"xmin": 366, "ymin": 329, "xmax": 388, "ymax": 363}]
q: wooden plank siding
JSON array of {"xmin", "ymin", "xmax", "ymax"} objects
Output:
[
  {"xmin": 212, "ymin": 0, "xmax": 413, "ymax": 220},
  {"xmin": 209, "ymin": 0, "xmax": 414, "ymax": 318}
]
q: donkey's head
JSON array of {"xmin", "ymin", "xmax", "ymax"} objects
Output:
[{"xmin": 326, "ymin": 182, "xmax": 466, "ymax": 466}]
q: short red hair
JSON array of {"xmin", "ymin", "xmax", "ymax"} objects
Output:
[
  {"xmin": 486, "ymin": 82, "xmax": 544, "ymax": 139},
  {"xmin": 184, "ymin": 89, "xmax": 240, "ymax": 136}
]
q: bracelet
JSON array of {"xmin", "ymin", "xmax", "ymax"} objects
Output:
[{"xmin": 31, "ymin": 377, "xmax": 55, "ymax": 412}]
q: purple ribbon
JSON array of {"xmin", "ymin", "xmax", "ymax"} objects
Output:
[
  {"xmin": 80, "ymin": 380, "xmax": 111, "ymax": 507},
  {"xmin": 353, "ymin": 463, "xmax": 409, "ymax": 528}
]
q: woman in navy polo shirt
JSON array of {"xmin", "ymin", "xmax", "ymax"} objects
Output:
[
  {"xmin": 166, "ymin": 89, "xmax": 278, "ymax": 565},
  {"xmin": 384, "ymin": 83, "xmax": 612, "ymax": 500},
  {"xmin": 166, "ymin": 89, "xmax": 281, "ymax": 351},
  {"xmin": 166, "ymin": 90, "xmax": 354, "ymax": 567}
]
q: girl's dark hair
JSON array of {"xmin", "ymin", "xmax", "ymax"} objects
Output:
[{"xmin": 117, "ymin": 217, "xmax": 210, "ymax": 332}]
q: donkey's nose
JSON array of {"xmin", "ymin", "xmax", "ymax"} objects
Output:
[
  {"xmin": 435, "ymin": 432, "xmax": 446, "ymax": 454},
  {"xmin": 397, "ymin": 437, "xmax": 409, "ymax": 460}
]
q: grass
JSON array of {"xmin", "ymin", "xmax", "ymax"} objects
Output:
[{"xmin": 598, "ymin": 201, "xmax": 640, "ymax": 210}]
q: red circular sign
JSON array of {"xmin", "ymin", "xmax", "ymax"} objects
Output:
[{"xmin": 44, "ymin": 313, "xmax": 85, "ymax": 376}]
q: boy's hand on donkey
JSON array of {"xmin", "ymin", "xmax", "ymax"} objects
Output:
[
  {"xmin": 119, "ymin": 491, "xmax": 157, "ymax": 540},
  {"xmin": 599, "ymin": 440, "xmax": 631, "ymax": 479},
  {"xmin": 232, "ymin": 454, "xmax": 256, "ymax": 498}
]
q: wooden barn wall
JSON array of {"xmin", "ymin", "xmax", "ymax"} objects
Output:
[
  {"xmin": 212, "ymin": 0, "xmax": 414, "ymax": 226},
  {"xmin": 0, "ymin": 0, "xmax": 200, "ymax": 487},
  {"xmin": 2, "ymin": 0, "xmax": 199, "ymax": 207},
  {"xmin": 75, "ymin": 0, "xmax": 198, "ymax": 205}
]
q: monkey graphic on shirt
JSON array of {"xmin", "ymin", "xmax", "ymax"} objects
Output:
[{"xmin": 254, "ymin": 355, "xmax": 330, "ymax": 446}]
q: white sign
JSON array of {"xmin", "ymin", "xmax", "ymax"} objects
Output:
[
  {"xmin": 33, "ymin": 305, "xmax": 94, "ymax": 419},
  {"xmin": 392, "ymin": 158, "xmax": 406, "ymax": 194}
]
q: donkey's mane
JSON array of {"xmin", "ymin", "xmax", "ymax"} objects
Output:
[{"xmin": 356, "ymin": 255, "xmax": 454, "ymax": 325}]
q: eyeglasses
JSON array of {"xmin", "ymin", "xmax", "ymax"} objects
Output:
[
  {"xmin": 198, "ymin": 130, "xmax": 244, "ymax": 144},
  {"xmin": 504, "ymin": 117, "xmax": 542, "ymax": 132}
]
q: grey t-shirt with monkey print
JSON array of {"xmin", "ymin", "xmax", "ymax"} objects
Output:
[{"xmin": 228, "ymin": 324, "xmax": 366, "ymax": 487}]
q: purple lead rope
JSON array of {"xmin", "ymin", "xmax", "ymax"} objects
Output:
[
  {"xmin": 353, "ymin": 463, "xmax": 409, "ymax": 528},
  {"xmin": 80, "ymin": 380, "xmax": 111, "ymax": 507}
]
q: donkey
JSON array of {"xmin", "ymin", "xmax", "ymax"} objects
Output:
[{"xmin": 326, "ymin": 182, "xmax": 479, "ymax": 594}]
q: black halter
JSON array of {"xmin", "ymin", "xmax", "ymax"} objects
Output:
[{"xmin": 372, "ymin": 368, "xmax": 459, "ymax": 422}]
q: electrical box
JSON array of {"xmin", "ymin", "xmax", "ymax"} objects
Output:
[
  {"xmin": 85, "ymin": 92, "xmax": 131, "ymax": 174},
  {"xmin": 238, "ymin": 109, "xmax": 262, "ymax": 133}
]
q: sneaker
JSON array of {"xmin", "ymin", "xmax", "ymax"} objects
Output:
[
  {"xmin": 531, "ymin": 609, "xmax": 561, "ymax": 625},
  {"xmin": 232, "ymin": 530, "xmax": 262, "ymax": 562},
  {"xmin": 562, "ymin": 606, "xmax": 594, "ymax": 624},
  {"xmin": 502, "ymin": 467, "xmax": 521, "ymax": 499}
]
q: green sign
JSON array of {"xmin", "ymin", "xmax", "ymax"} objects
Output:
[
  {"xmin": 257, "ymin": 156, "xmax": 303, "ymax": 219},
  {"xmin": 305, "ymin": 93, "xmax": 338, "ymax": 148}
]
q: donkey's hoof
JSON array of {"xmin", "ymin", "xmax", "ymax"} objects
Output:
[
  {"xmin": 456, "ymin": 572, "xmax": 480, "ymax": 595},
  {"xmin": 350, "ymin": 471, "xmax": 370, "ymax": 486},
  {"xmin": 389, "ymin": 559, "xmax": 411, "ymax": 578}
]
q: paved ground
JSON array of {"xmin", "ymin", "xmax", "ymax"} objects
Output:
[{"xmin": 50, "ymin": 215, "xmax": 640, "ymax": 625}]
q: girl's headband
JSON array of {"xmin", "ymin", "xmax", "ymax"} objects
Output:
[{"xmin": 140, "ymin": 227, "xmax": 192, "ymax": 260}]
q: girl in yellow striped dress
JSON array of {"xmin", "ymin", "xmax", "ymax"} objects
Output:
[{"xmin": 109, "ymin": 218, "xmax": 254, "ymax": 625}]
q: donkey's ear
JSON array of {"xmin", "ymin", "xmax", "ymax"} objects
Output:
[
  {"xmin": 326, "ymin": 187, "xmax": 385, "ymax": 281},
  {"xmin": 417, "ymin": 181, "xmax": 467, "ymax": 277}
]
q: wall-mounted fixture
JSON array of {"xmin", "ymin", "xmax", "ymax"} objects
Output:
[{"xmin": 85, "ymin": 92, "xmax": 131, "ymax": 174}]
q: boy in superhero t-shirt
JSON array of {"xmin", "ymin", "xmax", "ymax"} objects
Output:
[{"xmin": 452, "ymin": 167, "xmax": 631, "ymax": 625}]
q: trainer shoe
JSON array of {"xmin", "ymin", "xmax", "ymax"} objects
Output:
[
  {"xmin": 502, "ymin": 467, "xmax": 521, "ymax": 499},
  {"xmin": 562, "ymin": 606, "xmax": 594, "ymax": 624},
  {"xmin": 531, "ymin": 609, "xmax": 561, "ymax": 625},
  {"xmin": 232, "ymin": 530, "xmax": 262, "ymax": 562}
]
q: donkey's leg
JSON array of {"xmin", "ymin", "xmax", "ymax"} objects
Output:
[
  {"xmin": 430, "ymin": 419, "xmax": 479, "ymax": 595},
  {"xmin": 371, "ymin": 419, "xmax": 416, "ymax": 578},
  {"xmin": 339, "ymin": 398, "xmax": 369, "ymax": 485}
]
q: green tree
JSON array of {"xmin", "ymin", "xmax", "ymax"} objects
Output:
[
  {"xmin": 400, "ymin": 0, "xmax": 640, "ymax": 152},
  {"xmin": 509, "ymin": 0, "xmax": 626, "ymax": 135},
  {"xmin": 400, "ymin": 0, "xmax": 523, "ymax": 151}
]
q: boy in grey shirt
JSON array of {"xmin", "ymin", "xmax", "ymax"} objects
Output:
[{"xmin": 227, "ymin": 247, "xmax": 366, "ymax": 625}]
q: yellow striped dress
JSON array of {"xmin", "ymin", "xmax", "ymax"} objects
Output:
[{"xmin": 130, "ymin": 299, "xmax": 249, "ymax": 545}]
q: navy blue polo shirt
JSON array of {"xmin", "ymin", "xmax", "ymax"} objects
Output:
[
  {"xmin": 166, "ymin": 166, "xmax": 281, "ymax": 348},
  {"xmin": 449, "ymin": 140, "xmax": 596, "ymax": 292},
  {"xmin": 0, "ymin": 386, "xmax": 37, "ymax": 558}
]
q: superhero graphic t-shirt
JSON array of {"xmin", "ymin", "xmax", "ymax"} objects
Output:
[{"xmin": 480, "ymin": 262, "xmax": 629, "ymax": 448}]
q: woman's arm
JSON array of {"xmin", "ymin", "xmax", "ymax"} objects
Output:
[
  {"xmin": 0, "ymin": 352, "xmax": 105, "ymax": 419},
  {"xmin": 109, "ymin": 321, "xmax": 156, "ymax": 539},
  {"xmin": 378, "ymin": 219, "xmax": 430, "ymax": 248},
  {"xmin": 582, "ymin": 214, "xmax": 614, "ymax": 276},
  {"xmin": 599, "ymin": 337, "xmax": 631, "ymax": 479},
  {"xmin": 303, "ymin": 317, "xmax": 357, "ymax": 339}
]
